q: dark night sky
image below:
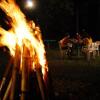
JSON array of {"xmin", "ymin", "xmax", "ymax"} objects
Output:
[{"xmin": 0, "ymin": 0, "xmax": 100, "ymax": 40}]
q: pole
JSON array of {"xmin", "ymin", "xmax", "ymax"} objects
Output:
[{"xmin": 75, "ymin": 0, "xmax": 79, "ymax": 33}]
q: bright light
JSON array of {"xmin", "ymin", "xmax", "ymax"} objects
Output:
[{"xmin": 25, "ymin": 0, "xmax": 36, "ymax": 9}]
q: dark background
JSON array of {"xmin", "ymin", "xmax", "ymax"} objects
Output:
[{"xmin": 0, "ymin": 0, "xmax": 100, "ymax": 40}]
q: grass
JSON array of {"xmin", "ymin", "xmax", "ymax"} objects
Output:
[{"xmin": 46, "ymin": 49, "xmax": 100, "ymax": 100}]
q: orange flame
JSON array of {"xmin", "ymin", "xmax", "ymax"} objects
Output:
[{"xmin": 0, "ymin": 0, "xmax": 48, "ymax": 78}]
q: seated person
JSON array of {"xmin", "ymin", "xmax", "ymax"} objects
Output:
[{"xmin": 59, "ymin": 34, "xmax": 70, "ymax": 49}]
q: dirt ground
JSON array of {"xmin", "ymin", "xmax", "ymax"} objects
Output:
[{"xmin": 47, "ymin": 49, "xmax": 100, "ymax": 100}]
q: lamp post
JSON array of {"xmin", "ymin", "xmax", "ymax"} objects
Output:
[{"xmin": 75, "ymin": 0, "xmax": 79, "ymax": 33}]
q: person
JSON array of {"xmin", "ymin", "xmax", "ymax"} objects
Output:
[
  {"xmin": 59, "ymin": 34, "xmax": 70, "ymax": 49},
  {"xmin": 75, "ymin": 33, "xmax": 81, "ymax": 43},
  {"xmin": 88, "ymin": 36, "xmax": 93, "ymax": 45},
  {"xmin": 83, "ymin": 36, "xmax": 92, "ymax": 46},
  {"xmin": 59, "ymin": 33, "xmax": 73, "ymax": 58},
  {"xmin": 82, "ymin": 35, "xmax": 93, "ymax": 61},
  {"xmin": 75, "ymin": 33, "xmax": 82, "ymax": 56}
]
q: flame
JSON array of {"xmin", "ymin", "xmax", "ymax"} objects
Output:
[{"xmin": 0, "ymin": 0, "xmax": 48, "ymax": 78}]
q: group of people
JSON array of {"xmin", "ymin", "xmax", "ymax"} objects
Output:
[
  {"xmin": 59, "ymin": 32, "xmax": 93, "ymax": 49},
  {"xmin": 60, "ymin": 32, "xmax": 92, "ymax": 48},
  {"xmin": 59, "ymin": 32, "xmax": 98, "ymax": 61}
]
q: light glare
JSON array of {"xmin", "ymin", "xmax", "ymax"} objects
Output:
[{"xmin": 26, "ymin": 0, "xmax": 36, "ymax": 9}]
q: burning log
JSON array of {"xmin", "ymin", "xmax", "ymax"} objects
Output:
[
  {"xmin": 3, "ymin": 78, "xmax": 12, "ymax": 100},
  {"xmin": 42, "ymin": 68, "xmax": 55, "ymax": 100},
  {"xmin": 10, "ymin": 44, "xmax": 21, "ymax": 100},
  {"xmin": 0, "ymin": 56, "xmax": 13, "ymax": 99},
  {"xmin": 36, "ymin": 67, "xmax": 47, "ymax": 100},
  {"xmin": 20, "ymin": 45, "xmax": 30, "ymax": 100}
]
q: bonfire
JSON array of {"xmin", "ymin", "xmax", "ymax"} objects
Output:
[{"xmin": 0, "ymin": 0, "xmax": 49, "ymax": 99}]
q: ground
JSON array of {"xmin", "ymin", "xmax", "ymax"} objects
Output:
[
  {"xmin": 0, "ymin": 46, "xmax": 100, "ymax": 100},
  {"xmin": 47, "ymin": 48, "xmax": 100, "ymax": 100}
]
